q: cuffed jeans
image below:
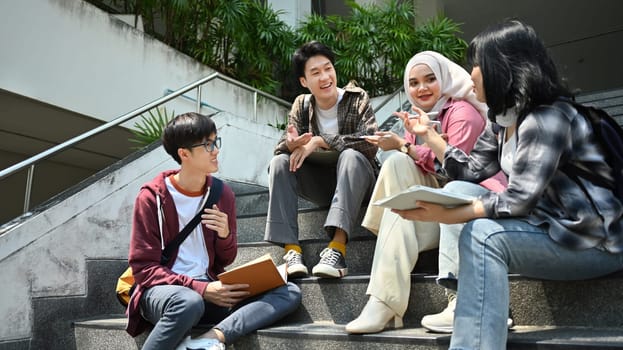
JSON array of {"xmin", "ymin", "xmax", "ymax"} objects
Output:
[
  {"xmin": 437, "ymin": 181, "xmax": 492, "ymax": 292},
  {"xmin": 447, "ymin": 181, "xmax": 623, "ymax": 350},
  {"xmin": 139, "ymin": 282, "xmax": 301, "ymax": 350},
  {"xmin": 264, "ymin": 149, "xmax": 375, "ymax": 244}
]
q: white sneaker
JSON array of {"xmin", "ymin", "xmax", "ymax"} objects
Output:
[
  {"xmin": 421, "ymin": 294, "xmax": 457, "ymax": 333},
  {"xmin": 311, "ymin": 248, "xmax": 348, "ymax": 278},
  {"xmin": 421, "ymin": 294, "xmax": 514, "ymax": 333},
  {"xmin": 283, "ymin": 249, "xmax": 308, "ymax": 278},
  {"xmin": 175, "ymin": 335, "xmax": 226, "ymax": 350}
]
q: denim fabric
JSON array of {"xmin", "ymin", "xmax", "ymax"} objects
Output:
[
  {"xmin": 437, "ymin": 181, "xmax": 491, "ymax": 291},
  {"xmin": 140, "ymin": 282, "xmax": 301, "ymax": 349},
  {"xmin": 448, "ymin": 182, "xmax": 623, "ymax": 349}
]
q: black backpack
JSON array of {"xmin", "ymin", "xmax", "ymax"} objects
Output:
[{"xmin": 563, "ymin": 101, "xmax": 623, "ymax": 201}]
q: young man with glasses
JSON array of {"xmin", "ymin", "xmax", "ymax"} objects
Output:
[
  {"xmin": 265, "ymin": 41, "xmax": 379, "ymax": 279},
  {"xmin": 125, "ymin": 112, "xmax": 301, "ymax": 350}
]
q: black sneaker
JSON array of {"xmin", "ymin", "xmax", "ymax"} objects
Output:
[
  {"xmin": 283, "ymin": 249, "xmax": 308, "ymax": 278},
  {"xmin": 311, "ymin": 248, "xmax": 348, "ymax": 278}
]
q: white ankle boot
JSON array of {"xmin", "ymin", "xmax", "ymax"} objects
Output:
[{"xmin": 345, "ymin": 296, "xmax": 403, "ymax": 334}]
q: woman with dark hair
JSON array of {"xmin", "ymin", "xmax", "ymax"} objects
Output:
[{"xmin": 395, "ymin": 20, "xmax": 623, "ymax": 349}]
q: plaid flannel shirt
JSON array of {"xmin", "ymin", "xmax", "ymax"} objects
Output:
[
  {"xmin": 274, "ymin": 83, "xmax": 379, "ymax": 167},
  {"xmin": 442, "ymin": 101, "xmax": 623, "ymax": 253}
]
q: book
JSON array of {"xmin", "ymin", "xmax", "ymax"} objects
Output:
[
  {"xmin": 217, "ymin": 253, "xmax": 287, "ymax": 297},
  {"xmin": 373, "ymin": 185, "xmax": 475, "ymax": 210}
]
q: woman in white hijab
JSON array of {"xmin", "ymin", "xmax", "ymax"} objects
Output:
[{"xmin": 346, "ymin": 51, "xmax": 507, "ymax": 334}]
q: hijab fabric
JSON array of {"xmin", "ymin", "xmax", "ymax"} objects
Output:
[{"xmin": 403, "ymin": 51, "xmax": 488, "ymax": 120}]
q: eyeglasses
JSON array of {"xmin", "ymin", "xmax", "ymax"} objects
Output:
[{"xmin": 189, "ymin": 137, "xmax": 221, "ymax": 152}]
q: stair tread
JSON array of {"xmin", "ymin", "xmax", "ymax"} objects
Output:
[
  {"xmin": 74, "ymin": 317, "xmax": 623, "ymax": 347},
  {"xmin": 74, "ymin": 315, "xmax": 623, "ymax": 349},
  {"xmin": 258, "ymin": 322, "xmax": 623, "ymax": 346}
]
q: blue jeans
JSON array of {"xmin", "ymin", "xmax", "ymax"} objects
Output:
[
  {"xmin": 437, "ymin": 181, "xmax": 491, "ymax": 291},
  {"xmin": 139, "ymin": 282, "xmax": 301, "ymax": 350},
  {"xmin": 446, "ymin": 181, "xmax": 623, "ymax": 350}
]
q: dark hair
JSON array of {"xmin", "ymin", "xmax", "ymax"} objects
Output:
[
  {"xmin": 292, "ymin": 41, "xmax": 336, "ymax": 79},
  {"xmin": 162, "ymin": 112, "xmax": 217, "ymax": 164},
  {"xmin": 466, "ymin": 20, "xmax": 570, "ymax": 121}
]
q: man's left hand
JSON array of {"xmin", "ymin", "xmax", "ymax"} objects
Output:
[{"xmin": 202, "ymin": 205, "xmax": 229, "ymax": 238}]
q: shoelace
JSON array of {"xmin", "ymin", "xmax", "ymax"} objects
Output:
[
  {"xmin": 284, "ymin": 250, "xmax": 303, "ymax": 266},
  {"xmin": 319, "ymin": 248, "xmax": 340, "ymax": 265}
]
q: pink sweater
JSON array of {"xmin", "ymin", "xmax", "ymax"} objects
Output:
[{"xmin": 406, "ymin": 99, "xmax": 507, "ymax": 192}]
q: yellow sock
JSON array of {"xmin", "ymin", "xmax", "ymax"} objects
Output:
[
  {"xmin": 328, "ymin": 241, "xmax": 346, "ymax": 256},
  {"xmin": 284, "ymin": 244, "xmax": 302, "ymax": 254}
]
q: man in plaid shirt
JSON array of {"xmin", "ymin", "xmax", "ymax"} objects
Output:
[{"xmin": 264, "ymin": 41, "xmax": 378, "ymax": 279}]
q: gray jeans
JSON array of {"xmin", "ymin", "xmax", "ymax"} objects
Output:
[
  {"xmin": 264, "ymin": 149, "xmax": 376, "ymax": 245},
  {"xmin": 139, "ymin": 282, "xmax": 301, "ymax": 349}
]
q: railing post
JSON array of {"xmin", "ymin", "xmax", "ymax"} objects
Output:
[
  {"xmin": 253, "ymin": 91, "xmax": 258, "ymax": 122},
  {"xmin": 23, "ymin": 164, "xmax": 35, "ymax": 213},
  {"xmin": 196, "ymin": 85, "xmax": 202, "ymax": 113}
]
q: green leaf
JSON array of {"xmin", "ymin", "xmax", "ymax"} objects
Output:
[{"xmin": 128, "ymin": 106, "xmax": 175, "ymax": 150}]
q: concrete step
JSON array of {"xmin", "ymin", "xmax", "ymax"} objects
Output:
[
  {"xmin": 236, "ymin": 207, "xmax": 376, "ymax": 243},
  {"xmin": 235, "ymin": 323, "xmax": 623, "ymax": 350},
  {"xmin": 576, "ymin": 87, "xmax": 623, "ymax": 123},
  {"xmin": 576, "ymin": 87, "xmax": 623, "ymax": 104},
  {"xmin": 232, "ymin": 241, "xmax": 439, "ymax": 280},
  {"xmin": 71, "ymin": 268, "xmax": 623, "ymax": 348},
  {"xmin": 282, "ymin": 272, "xmax": 623, "ymax": 328},
  {"xmin": 234, "ymin": 188, "xmax": 318, "ymax": 217},
  {"xmin": 73, "ymin": 318, "xmax": 623, "ymax": 350}
]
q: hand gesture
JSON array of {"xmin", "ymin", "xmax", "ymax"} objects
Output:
[
  {"xmin": 203, "ymin": 280, "xmax": 250, "ymax": 307},
  {"xmin": 289, "ymin": 142, "xmax": 314, "ymax": 172},
  {"xmin": 397, "ymin": 107, "xmax": 431, "ymax": 136},
  {"xmin": 285, "ymin": 125, "xmax": 312, "ymax": 151},
  {"xmin": 202, "ymin": 205, "xmax": 229, "ymax": 238},
  {"xmin": 362, "ymin": 131, "xmax": 403, "ymax": 151}
]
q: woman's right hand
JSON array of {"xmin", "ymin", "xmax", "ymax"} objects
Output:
[
  {"xmin": 362, "ymin": 131, "xmax": 403, "ymax": 151},
  {"xmin": 396, "ymin": 109, "xmax": 431, "ymax": 136},
  {"xmin": 203, "ymin": 281, "xmax": 250, "ymax": 307}
]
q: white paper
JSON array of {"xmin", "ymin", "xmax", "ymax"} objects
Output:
[{"xmin": 373, "ymin": 185, "xmax": 475, "ymax": 210}]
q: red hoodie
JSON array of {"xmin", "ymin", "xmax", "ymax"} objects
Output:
[{"xmin": 125, "ymin": 169, "xmax": 237, "ymax": 336}]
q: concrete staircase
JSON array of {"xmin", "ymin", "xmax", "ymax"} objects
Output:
[
  {"xmin": 12, "ymin": 86, "xmax": 622, "ymax": 349},
  {"xmin": 68, "ymin": 178, "xmax": 623, "ymax": 350}
]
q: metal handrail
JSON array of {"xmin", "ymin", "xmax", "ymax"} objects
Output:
[
  {"xmin": 373, "ymin": 86, "xmax": 405, "ymax": 113},
  {"xmin": 1, "ymin": 76, "xmax": 402, "ymax": 215},
  {"xmin": 0, "ymin": 72, "xmax": 291, "ymax": 213}
]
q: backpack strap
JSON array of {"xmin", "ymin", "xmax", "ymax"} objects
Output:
[
  {"xmin": 160, "ymin": 177, "xmax": 224, "ymax": 265},
  {"xmin": 299, "ymin": 94, "xmax": 311, "ymax": 134}
]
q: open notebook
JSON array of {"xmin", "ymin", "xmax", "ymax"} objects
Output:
[{"xmin": 373, "ymin": 185, "xmax": 476, "ymax": 210}]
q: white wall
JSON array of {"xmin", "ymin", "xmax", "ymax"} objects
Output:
[
  {"xmin": 0, "ymin": 146, "xmax": 173, "ymax": 341},
  {"xmin": 269, "ymin": 0, "xmax": 311, "ymax": 29},
  {"xmin": 0, "ymin": 0, "xmax": 288, "ymax": 128}
]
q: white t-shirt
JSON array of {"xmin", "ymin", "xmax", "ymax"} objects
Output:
[
  {"xmin": 316, "ymin": 88, "xmax": 345, "ymax": 134},
  {"xmin": 165, "ymin": 177, "xmax": 210, "ymax": 280},
  {"xmin": 501, "ymin": 130, "xmax": 517, "ymax": 178}
]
